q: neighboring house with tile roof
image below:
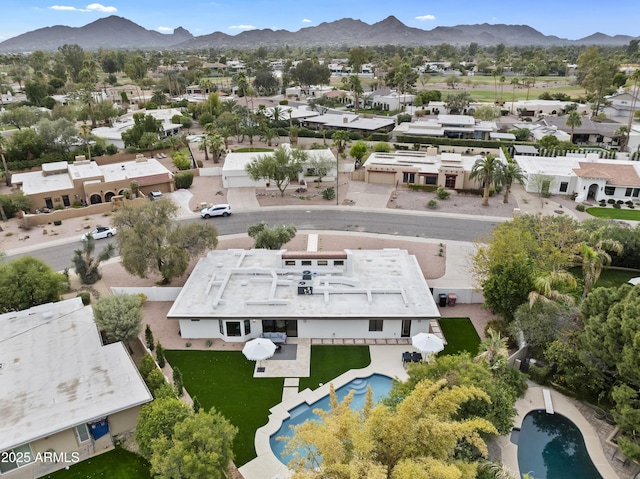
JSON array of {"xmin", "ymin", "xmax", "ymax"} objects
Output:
[
  {"xmin": 514, "ymin": 152, "xmax": 640, "ymax": 202},
  {"xmin": 0, "ymin": 298, "xmax": 152, "ymax": 478}
]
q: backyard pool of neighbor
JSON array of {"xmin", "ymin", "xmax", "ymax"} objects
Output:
[
  {"xmin": 269, "ymin": 374, "xmax": 392, "ymax": 466},
  {"xmin": 516, "ymin": 410, "xmax": 603, "ymax": 479}
]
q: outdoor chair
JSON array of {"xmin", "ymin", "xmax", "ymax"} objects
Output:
[{"xmin": 411, "ymin": 352, "xmax": 423, "ymax": 362}]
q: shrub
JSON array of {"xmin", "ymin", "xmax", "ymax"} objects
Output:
[
  {"xmin": 436, "ymin": 187, "xmax": 450, "ymax": 200},
  {"xmin": 174, "ymin": 171, "xmax": 194, "ymax": 189},
  {"xmin": 196, "ymin": 160, "xmax": 203, "ymax": 168},
  {"xmin": 613, "ymin": 203, "xmax": 622, "ymax": 209},
  {"xmin": 397, "ymin": 113, "xmax": 412, "ymax": 124},
  {"xmin": 139, "ymin": 354, "xmax": 156, "ymax": 379},
  {"xmin": 630, "ymin": 205, "xmax": 635, "ymax": 209},
  {"xmin": 575, "ymin": 204, "xmax": 585, "ymax": 212},
  {"xmin": 145, "ymin": 369, "xmax": 168, "ymax": 396},
  {"xmin": 322, "ymin": 187, "xmax": 336, "ymax": 200},
  {"xmin": 528, "ymin": 363, "xmax": 552, "ymax": 384},
  {"xmin": 53, "ymin": 219, "xmax": 62, "ymax": 226},
  {"xmin": 145, "ymin": 324, "xmax": 154, "ymax": 351},
  {"xmin": 77, "ymin": 291, "xmax": 91, "ymax": 305},
  {"xmin": 617, "ymin": 200, "xmax": 624, "ymax": 205},
  {"xmin": 155, "ymin": 341, "xmax": 166, "ymax": 368},
  {"xmin": 408, "ymin": 184, "xmax": 438, "ymax": 192},
  {"xmin": 279, "ymin": 99, "xmax": 289, "ymax": 105},
  {"xmin": 172, "ymin": 153, "xmax": 192, "ymax": 170},
  {"xmin": 427, "ymin": 199, "xmax": 438, "ymax": 209},
  {"xmin": 173, "ymin": 366, "xmax": 184, "ymax": 396},
  {"xmin": 373, "ymin": 142, "xmax": 391, "ymax": 153},
  {"xmin": 607, "ymin": 198, "xmax": 616, "ymax": 204}
]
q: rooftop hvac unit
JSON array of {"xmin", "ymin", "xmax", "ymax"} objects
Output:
[{"xmin": 298, "ymin": 281, "xmax": 313, "ymax": 295}]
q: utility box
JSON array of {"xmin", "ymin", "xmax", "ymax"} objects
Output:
[{"xmin": 447, "ymin": 293, "xmax": 457, "ymax": 307}]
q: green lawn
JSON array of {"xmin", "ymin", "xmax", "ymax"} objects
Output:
[
  {"xmin": 438, "ymin": 318, "xmax": 482, "ymax": 356},
  {"xmin": 234, "ymin": 147, "xmax": 273, "ymax": 153},
  {"xmin": 298, "ymin": 346, "xmax": 371, "ymax": 392},
  {"xmin": 164, "ymin": 350, "xmax": 283, "ymax": 467},
  {"xmin": 42, "ymin": 447, "xmax": 150, "ymax": 479},
  {"xmin": 586, "ymin": 207, "xmax": 640, "ymax": 221},
  {"xmin": 570, "ymin": 267, "xmax": 640, "ymax": 289}
]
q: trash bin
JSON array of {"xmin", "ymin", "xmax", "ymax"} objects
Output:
[
  {"xmin": 438, "ymin": 293, "xmax": 448, "ymax": 307},
  {"xmin": 447, "ymin": 293, "xmax": 457, "ymax": 307}
]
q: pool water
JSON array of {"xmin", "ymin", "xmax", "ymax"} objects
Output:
[
  {"xmin": 517, "ymin": 410, "xmax": 603, "ymax": 479},
  {"xmin": 269, "ymin": 374, "xmax": 393, "ymax": 465}
]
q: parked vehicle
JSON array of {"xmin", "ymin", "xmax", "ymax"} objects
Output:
[
  {"xmin": 200, "ymin": 204, "xmax": 231, "ymax": 218},
  {"xmin": 81, "ymin": 226, "xmax": 117, "ymax": 241},
  {"xmin": 148, "ymin": 191, "xmax": 164, "ymax": 200}
]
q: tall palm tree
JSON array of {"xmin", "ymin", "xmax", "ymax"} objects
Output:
[
  {"xmin": 565, "ymin": 109, "xmax": 582, "ymax": 144},
  {"xmin": 528, "ymin": 270, "xmax": 577, "ymax": 308},
  {"xmin": 500, "ymin": 161, "xmax": 525, "ymax": 204},
  {"xmin": 576, "ymin": 231, "xmax": 623, "ymax": 299},
  {"xmin": 209, "ymin": 134, "xmax": 224, "ymax": 163},
  {"xmin": 79, "ymin": 123, "xmax": 92, "ymax": 160},
  {"xmin": 510, "ymin": 77, "xmax": 519, "ymax": 113},
  {"xmin": 469, "ymin": 154, "xmax": 503, "ymax": 206},
  {"xmin": 0, "ymin": 134, "xmax": 11, "ymax": 187},
  {"xmin": 625, "ymin": 69, "xmax": 640, "ymax": 152}
]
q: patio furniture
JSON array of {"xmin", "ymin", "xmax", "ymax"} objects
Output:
[
  {"xmin": 411, "ymin": 352, "xmax": 423, "ymax": 362},
  {"xmin": 261, "ymin": 332, "xmax": 287, "ymax": 344},
  {"xmin": 402, "ymin": 351, "xmax": 412, "ymax": 364}
]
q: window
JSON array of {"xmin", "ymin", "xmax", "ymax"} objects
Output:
[
  {"xmin": 334, "ymin": 260, "xmax": 344, "ymax": 266},
  {"xmin": 226, "ymin": 321, "xmax": 241, "ymax": 337},
  {"xmin": 244, "ymin": 320, "xmax": 251, "ymax": 335},
  {"xmin": 625, "ymin": 188, "xmax": 633, "ymax": 197},
  {"xmin": 0, "ymin": 444, "xmax": 34, "ymax": 473},
  {"xmin": 76, "ymin": 424, "xmax": 91, "ymax": 443},
  {"xmin": 605, "ymin": 186, "xmax": 615, "ymax": 196},
  {"xmin": 633, "ymin": 188, "xmax": 640, "ymax": 198},
  {"xmin": 444, "ymin": 175, "xmax": 456, "ymax": 188},
  {"xmin": 402, "ymin": 172, "xmax": 415, "ymax": 184},
  {"xmin": 317, "ymin": 260, "xmax": 328, "ymax": 266},
  {"xmin": 301, "ymin": 260, "xmax": 312, "ymax": 266},
  {"xmin": 368, "ymin": 320, "xmax": 383, "ymax": 332},
  {"xmin": 285, "ymin": 260, "xmax": 296, "ymax": 266},
  {"xmin": 219, "ymin": 320, "xmax": 224, "ymax": 335},
  {"xmin": 62, "ymin": 195, "xmax": 70, "ymax": 207},
  {"xmin": 559, "ymin": 182, "xmax": 568, "ymax": 193},
  {"xmin": 424, "ymin": 174, "xmax": 438, "ymax": 185}
]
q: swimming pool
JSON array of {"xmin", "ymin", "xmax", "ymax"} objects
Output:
[
  {"xmin": 516, "ymin": 410, "xmax": 602, "ymax": 479},
  {"xmin": 269, "ymin": 374, "xmax": 393, "ymax": 465}
]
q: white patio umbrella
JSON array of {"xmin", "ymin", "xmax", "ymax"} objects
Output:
[
  {"xmin": 411, "ymin": 332, "xmax": 445, "ymax": 357},
  {"xmin": 242, "ymin": 338, "xmax": 277, "ymax": 371}
]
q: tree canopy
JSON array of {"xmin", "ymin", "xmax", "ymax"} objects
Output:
[
  {"xmin": 0, "ymin": 256, "xmax": 67, "ymax": 313},
  {"xmin": 245, "ymin": 146, "xmax": 306, "ymax": 196},
  {"xmin": 248, "ymin": 221, "xmax": 297, "ymax": 250},
  {"xmin": 92, "ymin": 293, "xmax": 143, "ymax": 346},
  {"xmin": 111, "ymin": 199, "xmax": 218, "ymax": 284}
]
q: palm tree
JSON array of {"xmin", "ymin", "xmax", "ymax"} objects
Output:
[
  {"xmin": 271, "ymin": 106, "xmax": 284, "ymax": 122},
  {"xmin": 475, "ymin": 328, "xmax": 509, "ymax": 367},
  {"xmin": 528, "ymin": 270, "xmax": 577, "ymax": 308},
  {"xmin": 209, "ymin": 135, "xmax": 224, "ymax": 163},
  {"xmin": 260, "ymin": 126, "xmax": 278, "ymax": 147},
  {"xmin": 79, "ymin": 123, "xmax": 92, "ymax": 160},
  {"xmin": 625, "ymin": 69, "xmax": 640, "ymax": 152},
  {"xmin": 469, "ymin": 154, "xmax": 503, "ymax": 206},
  {"xmin": 576, "ymin": 230, "xmax": 623, "ymax": 299},
  {"xmin": 500, "ymin": 161, "xmax": 525, "ymax": 204},
  {"xmin": 510, "ymin": 77, "xmax": 519, "ymax": 113},
  {"xmin": 565, "ymin": 110, "xmax": 582, "ymax": 144}
]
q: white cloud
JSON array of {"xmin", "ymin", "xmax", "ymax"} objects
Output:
[
  {"xmin": 49, "ymin": 3, "xmax": 117, "ymax": 13},
  {"xmin": 415, "ymin": 14, "xmax": 436, "ymax": 21},
  {"xmin": 86, "ymin": 3, "xmax": 117, "ymax": 12},
  {"xmin": 228, "ymin": 24, "xmax": 256, "ymax": 30},
  {"xmin": 158, "ymin": 26, "xmax": 173, "ymax": 33},
  {"xmin": 301, "ymin": 18, "xmax": 312, "ymax": 23}
]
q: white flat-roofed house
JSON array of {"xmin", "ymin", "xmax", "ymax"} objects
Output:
[
  {"xmin": 514, "ymin": 152, "xmax": 640, "ymax": 202},
  {"xmin": 394, "ymin": 114, "xmax": 497, "ymax": 141},
  {"xmin": 167, "ymin": 249, "xmax": 440, "ymax": 342},
  {"xmin": 0, "ymin": 298, "xmax": 152, "ymax": 478}
]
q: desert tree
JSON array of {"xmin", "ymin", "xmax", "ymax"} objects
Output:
[{"xmin": 71, "ymin": 234, "xmax": 115, "ymax": 284}]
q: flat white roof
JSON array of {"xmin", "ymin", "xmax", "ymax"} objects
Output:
[
  {"xmin": 168, "ymin": 249, "xmax": 440, "ymax": 320},
  {"xmin": 222, "ymin": 146, "xmax": 336, "ymax": 174},
  {"xmin": 0, "ymin": 298, "xmax": 152, "ymax": 451}
]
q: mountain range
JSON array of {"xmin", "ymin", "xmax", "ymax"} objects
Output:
[{"xmin": 0, "ymin": 15, "xmax": 636, "ymax": 52}]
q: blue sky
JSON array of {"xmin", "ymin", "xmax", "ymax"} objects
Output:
[{"xmin": 0, "ymin": 0, "xmax": 638, "ymax": 43}]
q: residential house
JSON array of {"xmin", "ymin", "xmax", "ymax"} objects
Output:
[
  {"xmin": 394, "ymin": 114, "xmax": 498, "ymax": 141},
  {"xmin": 302, "ymin": 112, "xmax": 396, "ymax": 135},
  {"xmin": 603, "ymin": 87, "xmax": 640, "ymax": 121},
  {"xmin": 363, "ymin": 150, "xmax": 489, "ymax": 189},
  {"xmin": 11, "ymin": 155, "xmax": 173, "ymax": 211},
  {"xmin": 503, "ymin": 100, "xmax": 590, "ymax": 118},
  {"xmin": 532, "ymin": 116, "xmax": 625, "ymax": 149},
  {"xmin": 514, "ymin": 152, "xmax": 640, "ymax": 202},
  {"xmin": 167, "ymin": 248, "xmax": 440, "ymax": 341},
  {"xmin": 0, "ymin": 298, "xmax": 152, "ymax": 478},
  {"xmin": 370, "ymin": 90, "xmax": 416, "ymax": 111},
  {"xmin": 92, "ymin": 108, "xmax": 183, "ymax": 149},
  {"xmin": 221, "ymin": 145, "xmax": 336, "ymax": 189}
]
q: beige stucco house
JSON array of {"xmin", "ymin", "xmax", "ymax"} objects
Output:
[{"xmin": 0, "ymin": 298, "xmax": 152, "ymax": 478}]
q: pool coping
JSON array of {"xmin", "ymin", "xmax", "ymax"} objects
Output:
[
  {"xmin": 238, "ymin": 344, "xmax": 410, "ymax": 479},
  {"xmin": 499, "ymin": 385, "xmax": 619, "ymax": 479}
]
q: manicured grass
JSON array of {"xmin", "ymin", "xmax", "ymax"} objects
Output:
[
  {"xmin": 298, "ymin": 345, "xmax": 371, "ymax": 392},
  {"xmin": 586, "ymin": 207, "xmax": 640, "ymax": 221},
  {"xmin": 438, "ymin": 317, "xmax": 481, "ymax": 356},
  {"xmin": 570, "ymin": 267, "xmax": 640, "ymax": 289},
  {"xmin": 164, "ymin": 350, "xmax": 283, "ymax": 467},
  {"xmin": 42, "ymin": 447, "xmax": 150, "ymax": 479}
]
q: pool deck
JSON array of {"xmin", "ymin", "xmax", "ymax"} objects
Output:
[
  {"xmin": 238, "ymin": 345, "xmax": 410, "ymax": 479},
  {"xmin": 499, "ymin": 385, "xmax": 620, "ymax": 479}
]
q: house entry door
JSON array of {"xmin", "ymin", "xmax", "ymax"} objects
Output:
[{"xmin": 401, "ymin": 320, "xmax": 411, "ymax": 337}]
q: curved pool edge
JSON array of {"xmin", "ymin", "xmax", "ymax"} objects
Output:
[
  {"xmin": 500, "ymin": 385, "xmax": 618, "ymax": 479},
  {"xmin": 239, "ymin": 345, "xmax": 411, "ymax": 479}
]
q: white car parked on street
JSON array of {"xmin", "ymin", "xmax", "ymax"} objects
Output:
[
  {"xmin": 200, "ymin": 204, "xmax": 231, "ymax": 218},
  {"xmin": 81, "ymin": 226, "xmax": 117, "ymax": 241}
]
